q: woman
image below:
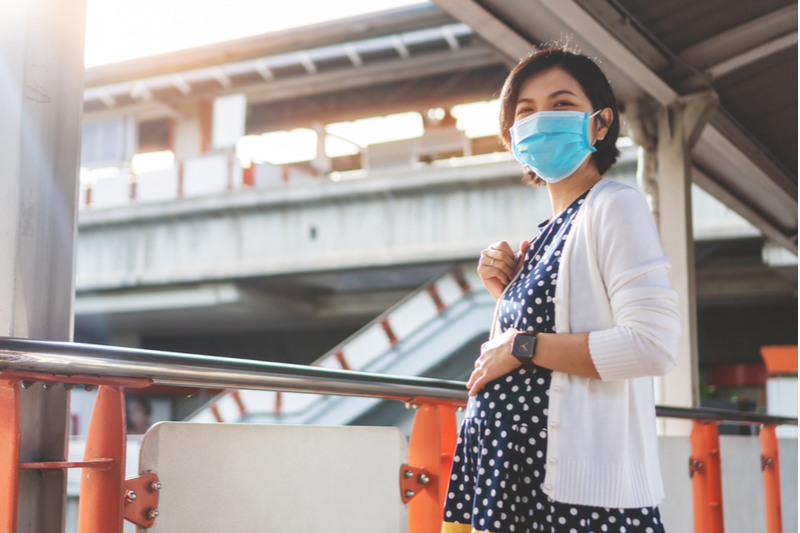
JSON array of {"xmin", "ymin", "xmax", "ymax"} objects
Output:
[{"xmin": 441, "ymin": 46, "xmax": 680, "ymax": 533}]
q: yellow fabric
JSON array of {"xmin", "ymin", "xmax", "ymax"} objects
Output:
[{"xmin": 441, "ymin": 522, "xmax": 492, "ymax": 533}]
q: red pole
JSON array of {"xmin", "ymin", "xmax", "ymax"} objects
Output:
[
  {"xmin": 0, "ymin": 378, "xmax": 21, "ymax": 532},
  {"xmin": 78, "ymin": 385, "xmax": 127, "ymax": 533},
  {"xmin": 407, "ymin": 402, "xmax": 457, "ymax": 533},
  {"xmin": 199, "ymin": 100, "xmax": 211, "ymax": 154},
  {"xmin": 690, "ymin": 420, "xmax": 726, "ymax": 533},
  {"xmin": 760, "ymin": 424, "xmax": 783, "ymax": 533}
]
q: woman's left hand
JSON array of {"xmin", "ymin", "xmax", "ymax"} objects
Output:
[{"xmin": 467, "ymin": 328, "xmax": 522, "ymax": 396}]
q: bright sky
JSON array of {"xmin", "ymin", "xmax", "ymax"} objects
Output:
[{"xmin": 85, "ymin": 0, "xmax": 429, "ymax": 67}]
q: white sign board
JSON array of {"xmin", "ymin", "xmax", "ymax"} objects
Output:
[{"xmin": 139, "ymin": 423, "xmax": 408, "ymax": 533}]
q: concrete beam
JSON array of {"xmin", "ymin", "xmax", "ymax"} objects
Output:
[
  {"xmin": 692, "ymin": 167, "xmax": 797, "ymax": 254},
  {"xmin": 538, "ymin": 0, "xmax": 678, "ymax": 105},
  {"xmin": 705, "ymin": 31, "xmax": 797, "ymax": 79},
  {"xmin": 75, "ymin": 161, "xmax": 545, "ymax": 291},
  {"xmin": 228, "ymin": 46, "xmax": 501, "ymax": 106},
  {"xmin": 432, "ymin": 0, "xmax": 531, "ymax": 64},
  {"xmin": 677, "ymin": 4, "xmax": 798, "ymax": 71}
]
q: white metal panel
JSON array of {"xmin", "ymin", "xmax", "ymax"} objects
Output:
[
  {"xmin": 778, "ymin": 438, "xmax": 798, "ymax": 532},
  {"xmin": 183, "ymin": 154, "xmax": 229, "ymax": 197},
  {"xmin": 136, "ymin": 167, "xmax": 179, "ymax": 203},
  {"xmin": 342, "ymin": 324, "xmax": 392, "ymax": 370},
  {"xmin": 212, "ymin": 94, "xmax": 246, "ymax": 149},
  {"xmin": 719, "ymin": 436, "xmax": 767, "ymax": 533},
  {"xmin": 656, "ymin": 437, "xmax": 693, "ymax": 532},
  {"xmin": 388, "ymin": 290, "xmax": 439, "ymax": 340},
  {"xmin": 140, "ymin": 423, "xmax": 408, "ymax": 533},
  {"xmin": 91, "ymin": 174, "xmax": 131, "ymax": 208},
  {"xmin": 253, "ymin": 163, "xmax": 284, "ymax": 188},
  {"xmin": 437, "ymin": 274, "xmax": 465, "ymax": 307},
  {"xmin": 767, "ymin": 377, "xmax": 798, "ymax": 438}
]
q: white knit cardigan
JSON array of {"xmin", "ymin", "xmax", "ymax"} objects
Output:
[{"xmin": 489, "ymin": 178, "xmax": 681, "ymax": 508}]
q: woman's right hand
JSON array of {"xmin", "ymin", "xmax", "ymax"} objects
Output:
[{"xmin": 477, "ymin": 240, "xmax": 530, "ymax": 301}]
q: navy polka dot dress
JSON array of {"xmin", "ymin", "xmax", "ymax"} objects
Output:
[{"xmin": 442, "ymin": 190, "xmax": 666, "ymax": 533}]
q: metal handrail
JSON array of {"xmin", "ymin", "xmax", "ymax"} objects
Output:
[{"xmin": 0, "ymin": 337, "xmax": 797, "ymax": 425}]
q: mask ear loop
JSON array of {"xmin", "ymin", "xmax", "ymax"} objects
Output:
[{"xmin": 589, "ymin": 109, "xmax": 603, "ymax": 147}]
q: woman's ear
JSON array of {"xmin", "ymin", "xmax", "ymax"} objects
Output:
[{"xmin": 594, "ymin": 107, "xmax": 614, "ymax": 142}]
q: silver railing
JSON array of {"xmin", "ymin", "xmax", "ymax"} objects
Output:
[{"xmin": 0, "ymin": 337, "xmax": 796, "ymax": 426}]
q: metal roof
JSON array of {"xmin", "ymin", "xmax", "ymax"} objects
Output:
[
  {"xmin": 433, "ymin": 0, "xmax": 798, "ymax": 253},
  {"xmin": 81, "ymin": 5, "xmax": 507, "ymax": 125},
  {"xmin": 83, "ymin": 22, "xmax": 477, "ymax": 106}
]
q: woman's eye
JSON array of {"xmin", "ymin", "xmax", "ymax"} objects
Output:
[
  {"xmin": 554, "ymin": 101, "xmax": 574, "ymax": 107},
  {"xmin": 516, "ymin": 108, "xmax": 533, "ymax": 116}
]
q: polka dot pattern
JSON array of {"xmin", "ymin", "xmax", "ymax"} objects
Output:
[{"xmin": 443, "ymin": 190, "xmax": 665, "ymax": 532}]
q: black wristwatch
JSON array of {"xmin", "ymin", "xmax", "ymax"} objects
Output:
[{"xmin": 511, "ymin": 331, "xmax": 538, "ymax": 366}]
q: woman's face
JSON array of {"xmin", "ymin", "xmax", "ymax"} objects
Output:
[{"xmin": 514, "ymin": 67, "xmax": 609, "ymax": 145}]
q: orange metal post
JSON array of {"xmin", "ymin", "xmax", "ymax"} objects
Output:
[
  {"xmin": 77, "ymin": 385, "xmax": 127, "ymax": 533},
  {"xmin": 760, "ymin": 424, "xmax": 783, "ymax": 533},
  {"xmin": 704, "ymin": 422, "xmax": 724, "ymax": 533},
  {"xmin": 407, "ymin": 402, "xmax": 457, "ymax": 533},
  {"xmin": 690, "ymin": 420, "xmax": 725, "ymax": 533},
  {"xmin": 199, "ymin": 100, "xmax": 211, "ymax": 154},
  {"xmin": 0, "ymin": 378, "xmax": 21, "ymax": 532}
]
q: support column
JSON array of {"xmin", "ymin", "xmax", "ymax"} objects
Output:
[
  {"xmin": 655, "ymin": 90, "xmax": 718, "ymax": 436},
  {"xmin": 0, "ymin": 0, "xmax": 86, "ymax": 531}
]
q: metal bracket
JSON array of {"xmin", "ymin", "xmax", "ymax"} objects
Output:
[
  {"xmin": 761, "ymin": 454, "xmax": 773, "ymax": 471},
  {"xmin": 689, "ymin": 457, "xmax": 703, "ymax": 478},
  {"xmin": 400, "ymin": 464, "xmax": 430, "ymax": 503},
  {"xmin": 123, "ymin": 473, "xmax": 161, "ymax": 528}
]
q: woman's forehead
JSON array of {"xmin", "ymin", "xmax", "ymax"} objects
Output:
[{"xmin": 517, "ymin": 68, "xmax": 589, "ymax": 102}]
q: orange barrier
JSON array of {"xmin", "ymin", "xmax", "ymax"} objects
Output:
[
  {"xmin": 689, "ymin": 420, "xmax": 724, "ymax": 533},
  {"xmin": 760, "ymin": 424, "xmax": 783, "ymax": 533},
  {"xmin": 406, "ymin": 401, "xmax": 458, "ymax": 533},
  {"xmin": 77, "ymin": 385, "xmax": 126, "ymax": 533},
  {"xmin": 0, "ymin": 379, "xmax": 20, "ymax": 533},
  {"xmin": 0, "ymin": 374, "xmax": 150, "ymax": 533},
  {"xmin": 0, "ymin": 368, "xmax": 793, "ymax": 533}
]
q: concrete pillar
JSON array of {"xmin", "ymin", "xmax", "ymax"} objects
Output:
[
  {"xmin": 655, "ymin": 90, "xmax": 718, "ymax": 436},
  {"xmin": 624, "ymin": 96, "xmax": 659, "ymax": 228},
  {"xmin": 311, "ymin": 121, "xmax": 332, "ymax": 174},
  {"xmin": 0, "ymin": 0, "xmax": 86, "ymax": 530}
]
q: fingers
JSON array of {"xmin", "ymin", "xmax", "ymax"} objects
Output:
[
  {"xmin": 466, "ymin": 368, "xmax": 479, "ymax": 390},
  {"xmin": 518, "ymin": 240, "xmax": 530, "ymax": 258},
  {"xmin": 468, "ymin": 373, "xmax": 488, "ymax": 397},
  {"xmin": 515, "ymin": 239, "xmax": 531, "ymax": 273},
  {"xmin": 491, "ymin": 241, "xmax": 516, "ymax": 258},
  {"xmin": 477, "ymin": 257, "xmax": 510, "ymax": 284},
  {"xmin": 479, "ymin": 249, "xmax": 516, "ymax": 281}
]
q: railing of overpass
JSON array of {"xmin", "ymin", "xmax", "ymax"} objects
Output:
[
  {"xmin": 0, "ymin": 338, "xmax": 796, "ymax": 533},
  {"xmin": 77, "ymin": 136, "xmax": 516, "ymax": 211}
]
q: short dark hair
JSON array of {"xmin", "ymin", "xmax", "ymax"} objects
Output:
[{"xmin": 498, "ymin": 45, "xmax": 622, "ymax": 186}]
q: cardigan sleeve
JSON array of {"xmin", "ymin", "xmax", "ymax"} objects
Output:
[{"xmin": 587, "ymin": 187, "xmax": 681, "ymax": 381}]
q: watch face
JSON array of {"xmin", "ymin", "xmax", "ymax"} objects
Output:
[{"xmin": 513, "ymin": 334, "xmax": 535, "ymax": 358}]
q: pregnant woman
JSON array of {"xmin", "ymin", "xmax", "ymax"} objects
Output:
[{"xmin": 441, "ymin": 46, "xmax": 681, "ymax": 533}]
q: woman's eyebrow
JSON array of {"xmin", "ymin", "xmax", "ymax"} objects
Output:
[{"xmin": 549, "ymin": 89, "xmax": 578, "ymax": 98}]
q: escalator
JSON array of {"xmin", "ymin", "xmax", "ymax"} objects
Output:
[{"xmin": 187, "ymin": 265, "xmax": 493, "ymax": 427}]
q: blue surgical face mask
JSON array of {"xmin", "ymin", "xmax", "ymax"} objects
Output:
[{"xmin": 510, "ymin": 110, "xmax": 601, "ymax": 183}]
